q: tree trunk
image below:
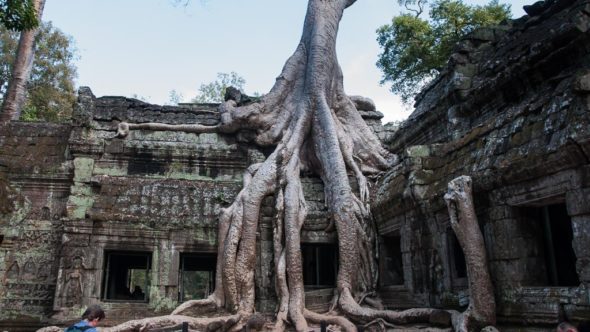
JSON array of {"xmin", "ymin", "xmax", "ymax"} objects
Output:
[
  {"xmin": 84, "ymin": 1, "xmax": 452, "ymax": 331},
  {"xmin": 0, "ymin": 0, "xmax": 45, "ymax": 122},
  {"xmin": 444, "ymin": 176, "xmax": 496, "ymax": 331}
]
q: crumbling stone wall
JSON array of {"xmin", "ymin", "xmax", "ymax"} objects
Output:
[
  {"xmin": 0, "ymin": 123, "xmax": 72, "ymax": 330},
  {"xmin": 373, "ymin": 0, "xmax": 590, "ymax": 328},
  {"xmin": 54, "ymin": 90, "xmax": 266, "ymax": 324},
  {"xmin": 0, "ymin": 84, "xmax": 347, "ymax": 328},
  {"xmin": 2, "ymin": 1, "xmax": 590, "ymax": 330}
]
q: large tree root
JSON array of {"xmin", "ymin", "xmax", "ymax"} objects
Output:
[
  {"xmin": 338, "ymin": 288, "xmax": 450, "ymax": 326},
  {"xmin": 37, "ymin": 1, "xmax": 481, "ymax": 332},
  {"xmin": 444, "ymin": 176, "xmax": 496, "ymax": 332},
  {"xmin": 304, "ymin": 309, "xmax": 357, "ymax": 332},
  {"xmin": 101, "ymin": 314, "xmax": 242, "ymax": 332},
  {"xmin": 36, "ymin": 314, "xmax": 242, "ymax": 332}
]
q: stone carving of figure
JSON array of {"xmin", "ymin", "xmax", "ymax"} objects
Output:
[
  {"xmin": 23, "ymin": 260, "xmax": 36, "ymax": 280},
  {"xmin": 64, "ymin": 256, "xmax": 85, "ymax": 307}
]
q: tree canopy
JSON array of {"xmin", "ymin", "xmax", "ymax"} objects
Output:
[
  {"xmin": 0, "ymin": 21, "xmax": 77, "ymax": 121},
  {"xmin": 0, "ymin": 0, "xmax": 39, "ymax": 31},
  {"xmin": 377, "ymin": 0, "xmax": 511, "ymax": 104}
]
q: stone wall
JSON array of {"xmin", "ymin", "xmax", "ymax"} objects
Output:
[
  {"xmin": 0, "ymin": 86, "xmax": 348, "ymax": 328},
  {"xmin": 373, "ymin": 0, "xmax": 590, "ymax": 328},
  {"xmin": 0, "ymin": 122, "xmax": 72, "ymax": 330},
  {"xmin": 0, "ymin": 90, "xmax": 259, "ymax": 328},
  {"xmin": 56, "ymin": 90, "xmax": 267, "ymax": 325},
  {"xmin": 1, "ymin": 0, "xmax": 590, "ymax": 330}
]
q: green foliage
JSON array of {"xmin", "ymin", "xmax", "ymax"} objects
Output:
[
  {"xmin": 0, "ymin": 21, "xmax": 78, "ymax": 122},
  {"xmin": 20, "ymin": 104, "xmax": 39, "ymax": 121},
  {"xmin": 377, "ymin": 0, "xmax": 511, "ymax": 103},
  {"xmin": 192, "ymin": 72, "xmax": 246, "ymax": 103},
  {"xmin": 0, "ymin": 0, "xmax": 39, "ymax": 31}
]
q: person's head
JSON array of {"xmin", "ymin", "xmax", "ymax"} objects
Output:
[
  {"xmin": 82, "ymin": 304, "xmax": 105, "ymax": 327},
  {"xmin": 557, "ymin": 322, "xmax": 578, "ymax": 332}
]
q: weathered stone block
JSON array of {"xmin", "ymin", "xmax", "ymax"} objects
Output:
[
  {"xmin": 73, "ymin": 157, "xmax": 94, "ymax": 182},
  {"xmin": 469, "ymin": 27, "xmax": 497, "ymax": 42},
  {"xmin": 576, "ymin": 257, "xmax": 590, "ymax": 283},
  {"xmin": 449, "ymin": 72, "xmax": 472, "ymax": 91},
  {"xmin": 455, "ymin": 64, "xmax": 477, "ymax": 77},
  {"xmin": 523, "ymin": 1, "xmax": 548, "ymax": 16},
  {"xmin": 572, "ymin": 6, "xmax": 590, "ymax": 33},
  {"xmin": 571, "ymin": 216, "xmax": 590, "ymax": 260},
  {"xmin": 72, "ymin": 86, "xmax": 95, "ymax": 127},
  {"xmin": 406, "ymin": 145, "xmax": 431, "ymax": 158},
  {"xmin": 66, "ymin": 195, "xmax": 94, "ymax": 219},
  {"xmin": 488, "ymin": 205, "xmax": 513, "ymax": 220},
  {"xmin": 408, "ymin": 169, "xmax": 435, "ymax": 186},
  {"xmin": 567, "ymin": 189, "xmax": 590, "ymax": 216}
]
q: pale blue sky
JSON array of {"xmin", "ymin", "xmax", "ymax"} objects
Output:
[{"xmin": 43, "ymin": 0, "xmax": 530, "ymax": 122}]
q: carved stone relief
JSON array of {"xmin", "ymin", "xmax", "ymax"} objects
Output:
[
  {"xmin": 55, "ymin": 252, "xmax": 90, "ymax": 309},
  {"xmin": 1, "ymin": 255, "xmax": 58, "ymax": 315}
]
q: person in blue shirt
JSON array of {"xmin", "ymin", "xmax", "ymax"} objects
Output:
[{"xmin": 65, "ymin": 305, "xmax": 105, "ymax": 332}]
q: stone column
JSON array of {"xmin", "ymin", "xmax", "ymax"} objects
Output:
[{"xmin": 566, "ymin": 188, "xmax": 590, "ymax": 285}]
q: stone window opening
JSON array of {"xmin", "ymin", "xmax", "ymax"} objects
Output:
[
  {"xmin": 522, "ymin": 203, "xmax": 579, "ymax": 287},
  {"xmin": 102, "ymin": 251, "xmax": 151, "ymax": 302},
  {"xmin": 380, "ymin": 233, "xmax": 404, "ymax": 286},
  {"xmin": 301, "ymin": 243, "xmax": 337, "ymax": 290},
  {"xmin": 179, "ymin": 253, "xmax": 216, "ymax": 302},
  {"xmin": 448, "ymin": 231, "xmax": 467, "ymax": 287}
]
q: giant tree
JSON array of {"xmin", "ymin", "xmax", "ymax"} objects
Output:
[
  {"xmin": 74, "ymin": 0, "xmax": 492, "ymax": 331},
  {"xmin": 0, "ymin": 21, "xmax": 77, "ymax": 122},
  {"xmin": 0, "ymin": 0, "xmax": 45, "ymax": 122}
]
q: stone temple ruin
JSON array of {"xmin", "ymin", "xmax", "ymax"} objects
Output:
[{"xmin": 1, "ymin": 0, "xmax": 590, "ymax": 330}]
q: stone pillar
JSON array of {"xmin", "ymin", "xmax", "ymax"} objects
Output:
[
  {"xmin": 66, "ymin": 157, "xmax": 95, "ymax": 220},
  {"xmin": 566, "ymin": 189, "xmax": 590, "ymax": 284},
  {"xmin": 153, "ymin": 241, "xmax": 179, "ymax": 310}
]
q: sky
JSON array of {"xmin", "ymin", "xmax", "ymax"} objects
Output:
[{"xmin": 43, "ymin": 0, "xmax": 531, "ymax": 123}]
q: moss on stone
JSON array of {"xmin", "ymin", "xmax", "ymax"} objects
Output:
[
  {"xmin": 67, "ymin": 195, "xmax": 94, "ymax": 219},
  {"xmin": 73, "ymin": 158, "xmax": 95, "ymax": 182},
  {"xmin": 406, "ymin": 145, "xmax": 431, "ymax": 158},
  {"xmin": 148, "ymin": 286, "xmax": 178, "ymax": 312}
]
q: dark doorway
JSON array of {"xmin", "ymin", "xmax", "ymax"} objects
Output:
[
  {"xmin": 521, "ymin": 203, "xmax": 579, "ymax": 286},
  {"xmin": 179, "ymin": 253, "xmax": 216, "ymax": 302},
  {"xmin": 102, "ymin": 251, "xmax": 151, "ymax": 302},
  {"xmin": 301, "ymin": 243, "xmax": 337, "ymax": 289},
  {"xmin": 380, "ymin": 233, "xmax": 404, "ymax": 286},
  {"xmin": 448, "ymin": 231, "xmax": 467, "ymax": 280},
  {"xmin": 542, "ymin": 204, "xmax": 579, "ymax": 286}
]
